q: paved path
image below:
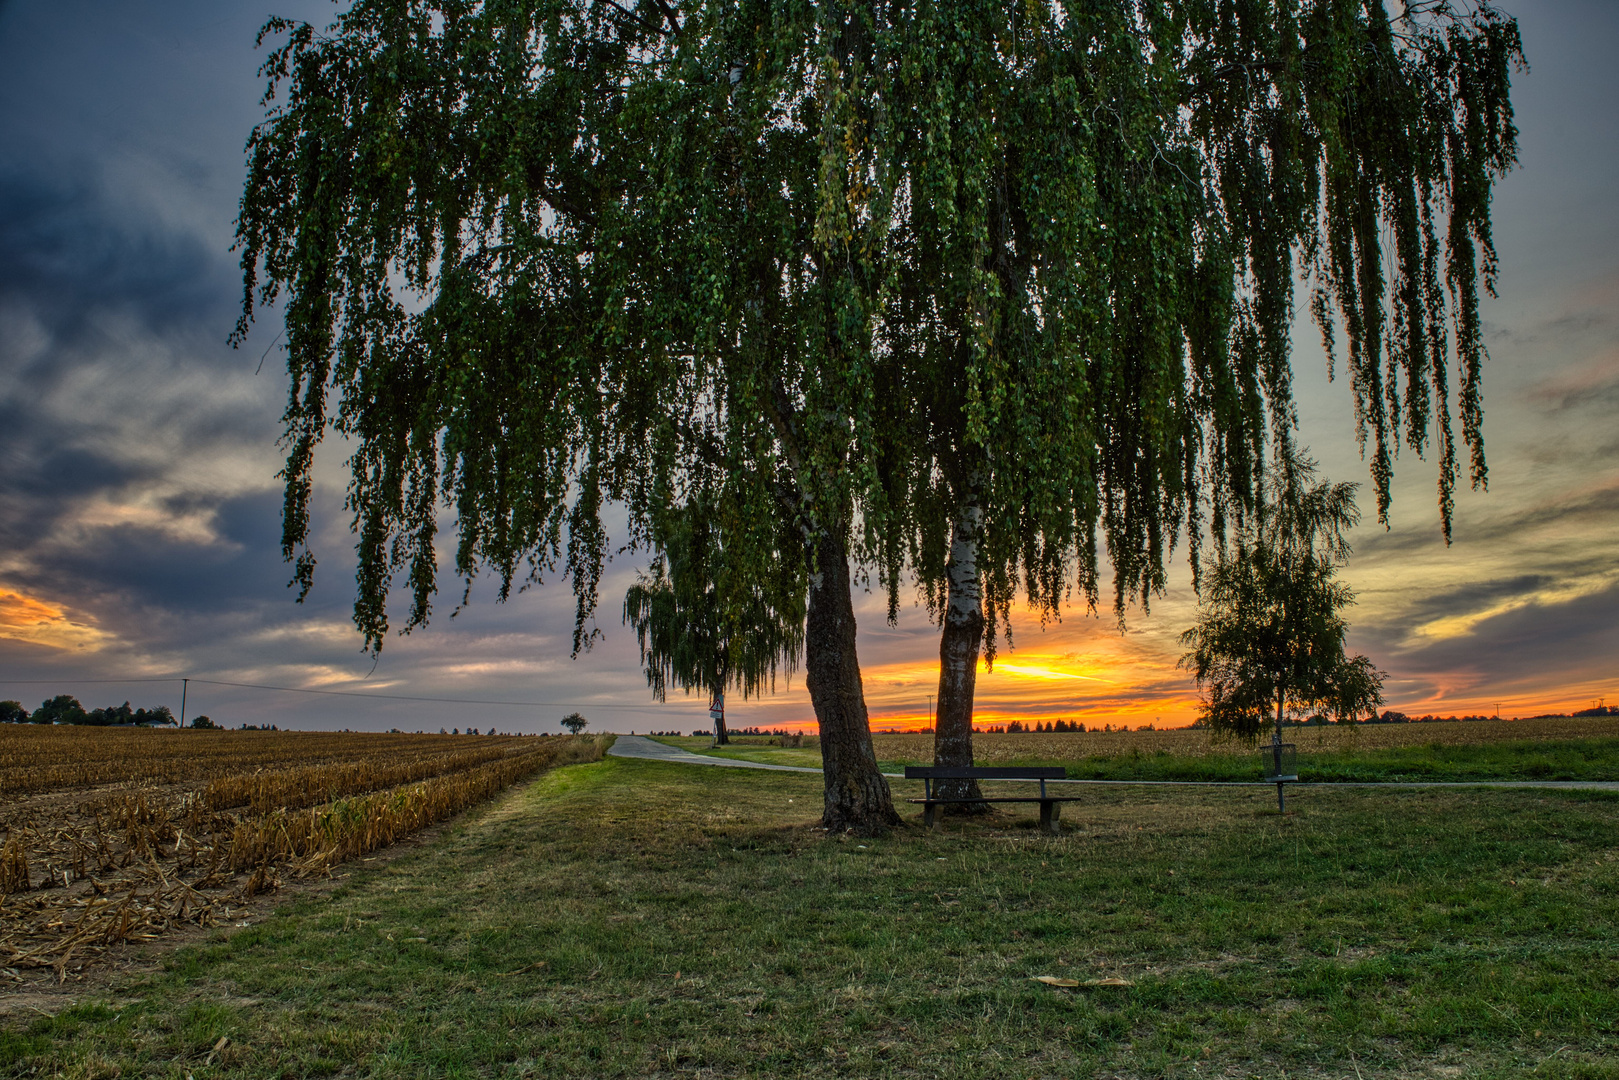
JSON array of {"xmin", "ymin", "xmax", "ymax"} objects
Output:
[
  {"xmin": 609, "ymin": 737, "xmax": 1619, "ymax": 790},
  {"xmin": 1044, "ymin": 779, "xmax": 1619, "ymax": 790},
  {"xmin": 608, "ymin": 735, "xmax": 823, "ymax": 773}
]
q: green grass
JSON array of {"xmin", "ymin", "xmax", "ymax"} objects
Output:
[
  {"xmin": 979, "ymin": 737, "xmax": 1619, "ymax": 783},
  {"xmin": 658, "ymin": 734, "xmax": 1619, "ymax": 783},
  {"xmin": 6, "ymin": 758, "xmax": 1618, "ymax": 1078}
]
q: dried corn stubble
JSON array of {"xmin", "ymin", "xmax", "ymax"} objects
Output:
[
  {"xmin": 0, "ymin": 727, "xmax": 537, "ymax": 798},
  {"xmin": 0, "ymin": 733, "xmax": 609, "ymax": 978},
  {"xmin": 200, "ymin": 742, "xmax": 524, "ymax": 813}
]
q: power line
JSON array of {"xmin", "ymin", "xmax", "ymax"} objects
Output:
[
  {"xmin": 0, "ymin": 675, "xmax": 701, "ymax": 715},
  {"xmin": 192, "ymin": 677, "xmax": 687, "ymax": 713},
  {"xmin": 1, "ymin": 678, "xmax": 175, "ymax": 684}
]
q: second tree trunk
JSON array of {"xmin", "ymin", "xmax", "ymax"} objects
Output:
[{"xmin": 932, "ymin": 495, "xmax": 988, "ymax": 812}]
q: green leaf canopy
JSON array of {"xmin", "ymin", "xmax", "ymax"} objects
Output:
[{"xmin": 235, "ymin": 0, "xmax": 1521, "ymax": 647}]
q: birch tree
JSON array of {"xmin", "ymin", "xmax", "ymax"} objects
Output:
[
  {"xmin": 234, "ymin": 0, "xmax": 1520, "ymax": 834},
  {"xmin": 864, "ymin": 0, "xmax": 1523, "ymax": 794}
]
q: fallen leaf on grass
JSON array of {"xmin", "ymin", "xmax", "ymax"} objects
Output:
[
  {"xmin": 492, "ymin": 961, "xmax": 548, "ymax": 977},
  {"xmin": 1032, "ymin": 976, "xmax": 1080, "ymax": 987},
  {"xmin": 1082, "ymin": 977, "xmax": 1133, "ymax": 986}
]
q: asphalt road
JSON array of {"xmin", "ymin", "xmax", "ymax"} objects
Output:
[
  {"xmin": 607, "ymin": 734, "xmax": 823, "ymax": 772},
  {"xmin": 608, "ymin": 735, "xmax": 1619, "ymax": 789}
]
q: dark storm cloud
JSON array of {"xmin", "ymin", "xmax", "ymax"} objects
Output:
[
  {"xmin": 0, "ymin": 142, "xmax": 305, "ymax": 668},
  {"xmin": 1384, "ymin": 575, "xmax": 1555, "ymax": 629},
  {"xmin": 25, "ymin": 491, "xmax": 290, "ymax": 615},
  {"xmin": 0, "ymin": 397, "xmax": 148, "ymax": 501},
  {"xmin": 1386, "ymin": 579, "xmax": 1619, "ymax": 689},
  {"xmin": 0, "ymin": 434, "xmax": 143, "ymax": 561},
  {"xmin": 0, "ymin": 170, "xmax": 234, "ymax": 334},
  {"xmin": 1352, "ymin": 475, "xmax": 1619, "ymax": 559}
]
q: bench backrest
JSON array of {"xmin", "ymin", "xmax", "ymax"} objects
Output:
[{"xmin": 904, "ymin": 766, "xmax": 1066, "ymax": 780}]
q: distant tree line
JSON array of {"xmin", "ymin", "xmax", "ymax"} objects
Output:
[
  {"xmin": 1375, "ymin": 710, "xmax": 1494, "ymax": 724},
  {"xmin": 1350, "ymin": 707, "xmax": 1615, "ymax": 723},
  {"xmin": 0, "ymin": 695, "xmax": 179, "ymax": 726},
  {"xmin": 998, "ymin": 720, "xmax": 1093, "ymax": 734},
  {"xmin": 977, "ymin": 720, "xmax": 1155, "ymax": 734}
]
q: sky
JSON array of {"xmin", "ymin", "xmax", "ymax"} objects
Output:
[{"xmin": 0, "ymin": 0, "xmax": 1614, "ymax": 735}]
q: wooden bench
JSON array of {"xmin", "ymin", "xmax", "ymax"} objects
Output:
[{"xmin": 905, "ymin": 766, "xmax": 1079, "ymax": 834}]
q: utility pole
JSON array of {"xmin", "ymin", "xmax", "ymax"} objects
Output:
[
  {"xmin": 180, "ymin": 678, "xmax": 188, "ymax": 728},
  {"xmin": 926, "ymin": 694, "xmax": 933, "ymax": 730}
]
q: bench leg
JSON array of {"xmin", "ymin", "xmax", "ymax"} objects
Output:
[
  {"xmin": 923, "ymin": 803, "xmax": 938, "ymax": 829},
  {"xmin": 1039, "ymin": 801, "xmax": 1062, "ymax": 835}
]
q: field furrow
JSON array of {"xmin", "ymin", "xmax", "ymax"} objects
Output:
[{"xmin": 0, "ymin": 728, "xmax": 610, "ymax": 978}]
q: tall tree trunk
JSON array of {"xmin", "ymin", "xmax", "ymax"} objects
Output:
[
  {"xmin": 932, "ymin": 492, "xmax": 987, "ymax": 812},
  {"xmin": 806, "ymin": 523, "xmax": 900, "ymax": 834},
  {"xmin": 711, "ymin": 687, "xmax": 728, "ymax": 745}
]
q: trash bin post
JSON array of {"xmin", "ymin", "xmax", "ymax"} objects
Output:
[{"xmin": 1261, "ymin": 741, "xmax": 1298, "ymax": 814}]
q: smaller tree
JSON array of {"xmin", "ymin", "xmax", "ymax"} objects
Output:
[
  {"xmin": 1180, "ymin": 450, "xmax": 1387, "ymax": 742},
  {"xmin": 0, "ymin": 700, "xmax": 26, "ymax": 724},
  {"xmin": 191, "ymin": 715, "xmax": 219, "ymax": 730},
  {"xmin": 560, "ymin": 713, "xmax": 589, "ymax": 736},
  {"xmin": 624, "ymin": 497, "xmax": 805, "ymax": 747}
]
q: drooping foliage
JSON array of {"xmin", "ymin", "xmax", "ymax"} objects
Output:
[
  {"xmin": 233, "ymin": 0, "xmax": 1521, "ymax": 652},
  {"xmin": 623, "ymin": 493, "xmax": 807, "ymax": 705},
  {"xmin": 867, "ymin": 0, "xmax": 1526, "ymax": 645},
  {"xmin": 1179, "ymin": 448, "xmax": 1387, "ymax": 740}
]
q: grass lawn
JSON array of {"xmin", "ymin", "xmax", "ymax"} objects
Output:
[
  {"xmin": 655, "ymin": 733, "xmax": 1619, "ymax": 783},
  {"xmin": 5, "ymin": 757, "xmax": 1617, "ymax": 1078}
]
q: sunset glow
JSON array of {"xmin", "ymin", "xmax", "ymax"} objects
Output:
[{"xmin": 990, "ymin": 663, "xmax": 1116, "ymax": 684}]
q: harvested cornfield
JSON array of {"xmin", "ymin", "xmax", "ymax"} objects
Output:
[
  {"xmin": 874, "ymin": 716, "xmax": 1619, "ymax": 764},
  {"xmin": 0, "ymin": 727, "xmax": 523, "ymax": 798},
  {"xmin": 0, "ymin": 729, "xmax": 610, "ymax": 980}
]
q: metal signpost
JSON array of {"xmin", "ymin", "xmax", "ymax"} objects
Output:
[{"xmin": 1262, "ymin": 725, "xmax": 1298, "ymax": 812}]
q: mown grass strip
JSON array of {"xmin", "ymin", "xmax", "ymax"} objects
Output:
[
  {"xmin": 667, "ymin": 733, "xmax": 1619, "ymax": 783},
  {"xmin": 4, "ymin": 758, "xmax": 1616, "ymax": 1078}
]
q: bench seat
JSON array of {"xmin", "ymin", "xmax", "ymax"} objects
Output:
[{"xmin": 905, "ymin": 766, "xmax": 1078, "ymax": 834}]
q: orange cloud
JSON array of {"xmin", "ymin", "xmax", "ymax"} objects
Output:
[{"xmin": 0, "ymin": 588, "xmax": 109, "ymax": 651}]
